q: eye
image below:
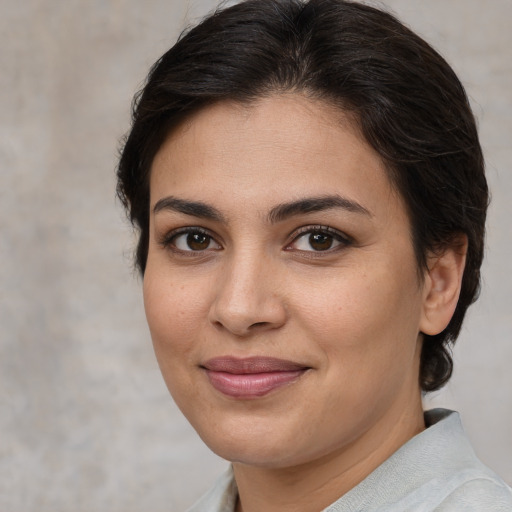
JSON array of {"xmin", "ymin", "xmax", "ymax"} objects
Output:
[
  {"xmin": 288, "ymin": 227, "xmax": 350, "ymax": 252},
  {"xmin": 164, "ymin": 228, "xmax": 222, "ymax": 252}
]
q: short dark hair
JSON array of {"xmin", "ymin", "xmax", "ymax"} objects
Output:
[{"xmin": 117, "ymin": 0, "xmax": 488, "ymax": 392}]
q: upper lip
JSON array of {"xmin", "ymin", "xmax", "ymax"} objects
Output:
[{"xmin": 201, "ymin": 356, "xmax": 308, "ymax": 374}]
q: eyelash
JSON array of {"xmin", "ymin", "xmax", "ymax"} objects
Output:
[
  {"xmin": 159, "ymin": 227, "xmax": 221, "ymax": 256},
  {"xmin": 159, "ymin": 225, "xmax": 352, "ymax": 256},
  {"xmin": 287, "ymin": 225, "xmax": 352, "ymax": 254}
]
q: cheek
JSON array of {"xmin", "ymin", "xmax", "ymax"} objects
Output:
[
  {"xmin": 143, "ymin": 268, "xmax": 205, "ymax": 359},
  {"xmin": 294, "ymin": 269, "xmax": 423, "ymax": 430},
  {"xmin": 293, "ymin": 262, "xmax": 423, "ymax": 368},
  {"xmin": 142, "ymin": 269, "xmax": 206, "ymax": 409}
]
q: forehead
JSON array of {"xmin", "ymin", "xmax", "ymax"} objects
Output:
[{"xmin": 150, "ymin": 94, "xmax": 400, "ymax": 221}]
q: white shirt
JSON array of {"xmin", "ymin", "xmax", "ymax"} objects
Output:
[{"xmin": 186, "ymin": 409, "xmax": 512, "ymax": 511}]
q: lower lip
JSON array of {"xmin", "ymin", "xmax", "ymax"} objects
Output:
[{"xmin": 204, "ymin": 369, "xmax": 306, "ymax": 398}]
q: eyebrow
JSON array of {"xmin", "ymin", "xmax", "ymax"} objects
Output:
[
  {"xmin": 267, "ymin": 195, "xmax": 372, "ymax": 223},
  {"xmin": 153, "ymin": 196, "xmax": 225, "ymax": 222},
  {"xmin": 152, "ymin": 194, "xmax": 371, "ymax": 224}
]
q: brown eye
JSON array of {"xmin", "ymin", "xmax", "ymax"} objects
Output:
[
  {"xmin": 187, "ymin": 232, "xmax": 211, "ymax": 250},
  {"xmin": 289, "ymin": 227, "xmax": 350, "ymax": 253},
  {"xmin": 171, "ymin": 230, "xmax": 221, "ymax": 252},
  {"xmin": 308, "ymin": 232, "xmax": 333, "ymax": 251}
]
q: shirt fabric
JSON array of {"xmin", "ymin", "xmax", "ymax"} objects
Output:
[{"xmin": 186, "ymin": 409, "xmax": 512, "ymax": 511}]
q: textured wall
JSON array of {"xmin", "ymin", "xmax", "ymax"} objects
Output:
[{"xmin": 1, "ymin": 1, "xmax": 510, "ymax": 511}]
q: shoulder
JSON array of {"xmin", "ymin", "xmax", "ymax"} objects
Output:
[
  {"xmin": 424, "ymin": 409, "xmax": 512, "ymax": 511},
  {"xmin": 327, "ymin": 410, "xmax": 512, "ymax": 512},
  {"xmin": 435, "ymin": 474, "xmax": 512, "ymax": 511}
]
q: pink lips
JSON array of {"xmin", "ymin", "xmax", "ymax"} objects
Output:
[{"xmin": 202, "ymin": 357, "xmax": 308, "ymax": 398}]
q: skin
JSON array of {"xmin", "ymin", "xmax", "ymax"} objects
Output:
[{"xmin": 144, "ymin": 94, "xmax": 466, "ymax": 512}]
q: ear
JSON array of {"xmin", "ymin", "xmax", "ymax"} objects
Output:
[{"xmin": 419, "ymin": 235, "xmax": 468, "ymax": 336}]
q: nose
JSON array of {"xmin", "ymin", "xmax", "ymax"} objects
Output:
[{"xmin": 208, "ymin": 251, "xmax": 287, "ymax": 337}]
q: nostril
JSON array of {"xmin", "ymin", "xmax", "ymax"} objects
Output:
[{"xmin": 250, "ymin": 321, "xmax": 270, "ymax": 329}]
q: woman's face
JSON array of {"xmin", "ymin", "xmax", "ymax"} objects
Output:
[{"xmin": 144, "ymin": 94, "xmax": 429, "ymax": 469}]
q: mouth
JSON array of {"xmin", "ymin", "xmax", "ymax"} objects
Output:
[{"xmin": 201, "ymin": 356, "xmax": 310, "ymax": 399}]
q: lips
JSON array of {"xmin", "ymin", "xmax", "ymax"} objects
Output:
[{"xmin": 201, "ymin": 356, "xmax": 309, "ymax": 398}]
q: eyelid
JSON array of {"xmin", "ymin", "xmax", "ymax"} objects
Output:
[
  {"xmin": 157, "ymin": 224, "xmax": 351, "ymax": 255},
  {"xmin": 158, "ymin": 226, "xmax": 223, "ymax": 253},
  {"xmin": 285, "ymin": 225, "xmax": 352, "ymax": 252}
]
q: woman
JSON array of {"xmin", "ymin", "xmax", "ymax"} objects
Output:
[{"xmin": 117, "ymin": 0, "xmax": 512, "ymax": 510}]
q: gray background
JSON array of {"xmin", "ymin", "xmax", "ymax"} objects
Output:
[{"xmin": 1, "ymin": 1, "xmax": 510, "ymax": 511}]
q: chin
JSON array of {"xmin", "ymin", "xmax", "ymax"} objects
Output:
[{"xmin": 194, "ymin": 418, "xmax": 306, "ymax": 468}]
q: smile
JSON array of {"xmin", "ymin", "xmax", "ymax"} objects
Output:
[{"xmin": 201, "ymin": 356, "xmax": 309, "ymax": 399}]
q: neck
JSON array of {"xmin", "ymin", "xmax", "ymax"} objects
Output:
[{"xmin": 233, "ymin": 397, "xmax": 425, "ymax": 512}]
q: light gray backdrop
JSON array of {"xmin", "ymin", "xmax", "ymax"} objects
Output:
[{"xmin": 1, "ymin": 1, "xmax": 510, "ymax": 511}]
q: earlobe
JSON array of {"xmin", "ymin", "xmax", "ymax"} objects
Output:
[{"xmin": 420, "ymin": 236, "xmax": 468, "ymax": 336}]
